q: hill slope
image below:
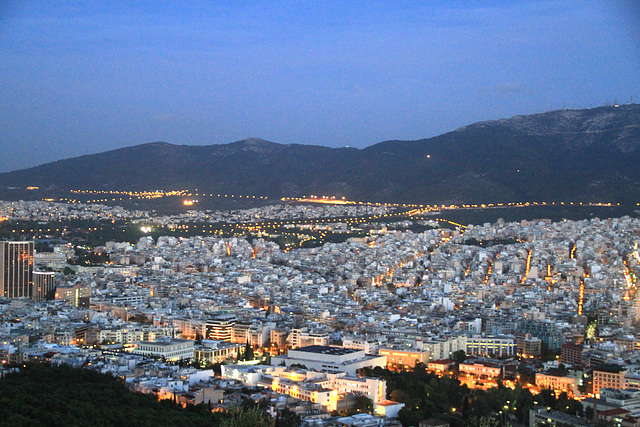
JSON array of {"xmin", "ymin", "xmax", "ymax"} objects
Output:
[
  {"xmin": 2, "ymin": 105, "xmax": 639, "ymax": 203},
  {"xmin": 0, "ymin": 364, "xmax": 223, "ymax": 426}
]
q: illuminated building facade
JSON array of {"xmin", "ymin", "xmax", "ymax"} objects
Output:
[
  {"xmin": 378, "ymin": 347, "xmax": 429, "ymax": 368},
  {"xmin": 194, "ymin": 341, "xmax": 244, "ymax": 364},
  {"xmin": 535, "ymin": 372, "xmax": 580, "ymax": 397},
  {"xmin": 55, "ymin": 283, "xmax": 91, "ymax": 307},
  {"xmin": 466, "ymin": 334, "xmax": 517, "ymax": 358},
  {"xmin": 267, "ymin": 367, "xmax": 387, "ymax": 413},
  {"xmin": 0, "ymin": 241, "xmax": 34, "ymax": 299},
  {"xmin": 459, "ymin": 361, "xmax": 501, "ymax": 379},
  {"xmin": 205, "ymin": 314, "xmax": 237, "ymax": 341},
  {"xmin": 593, "ymin": 365, "xmax": 627, "ymax": 397}
]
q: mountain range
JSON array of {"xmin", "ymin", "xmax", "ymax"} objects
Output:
[{"xmin": 2, "ymin": 104, "xmax": 639, "ymax": 204}]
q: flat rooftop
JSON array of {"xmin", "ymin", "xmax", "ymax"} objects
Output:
[{"xmin": 294, "ymin": 345, "xmax": 360, "ymax": 356}]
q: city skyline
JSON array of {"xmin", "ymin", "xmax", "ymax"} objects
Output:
[
  {"xmin": 1, "ymin": 1, "xmax": 639, "ymax": 172},
  {"xmin": 1, "ymin": 196, "xmax": 639, "ymax": 424}
]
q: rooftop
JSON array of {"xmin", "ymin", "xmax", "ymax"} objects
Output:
[{"xmin": 294, "ymin": 345, "xmax": 360, "ymax": 356}]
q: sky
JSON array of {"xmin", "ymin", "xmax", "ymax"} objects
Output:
[{"xmin": 1, "ymin": 1, "xmax": 639, "ymax": 173}]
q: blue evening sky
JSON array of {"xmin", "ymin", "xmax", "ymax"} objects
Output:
[{"xmin": 1, "ymin": 1, "xmax": 638, "ymax": 172}]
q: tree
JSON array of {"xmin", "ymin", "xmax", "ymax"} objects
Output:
[
  {"xmin": 0, "ymin": 363, "xmax": 224, "ymax": 426},
  {"xmin": 243, "ymin": 341, "xmax": 254, "ymax": 361},
  {"xmin": 277, "ymin": 408, "xmax": 301, "ymax": 427},
  {"xmin": 467, "ymin": 417, "xmax": 502, "ymax": 427},
  {"xmin": 585, "ymin": 406, "xmax": 594, "ymax": 420},
  {"xmin": 222, "ymin": 406, "xmax": 271, "ymax": 427},
  {"xmin": 260, "ymin": 352, "xmax": 271, "ymax": 365},
  {"xmin": 453, "ymin": 350, "xmax": 466, "ymax": 364},
  {"xmin": 354, "ymin": 395, "xmax": 373, "ymax": 414}
]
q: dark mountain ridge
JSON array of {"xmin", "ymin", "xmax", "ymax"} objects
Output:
[{"xmin": 2, "ymin": 105, "xmax": 639, "ymax": 204}]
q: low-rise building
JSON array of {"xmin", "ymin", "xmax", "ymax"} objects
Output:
[
  {"xmin": 459, "ymin": 361, "xmax": 501, "ymax": 379},
  {"xmin": 134, "ymin": 338, "xmax": 194, "ymax": 361},
  {"xmin": 378, "ymin": 347, "xmax": 428, "ymax": 369},
  {"xmin": 273, "ymin": 345, "xmax": 386, "ymax": 376},
  {"xmin": 535, "ymin": 372, "xmax": 580, "ymax": 397}
]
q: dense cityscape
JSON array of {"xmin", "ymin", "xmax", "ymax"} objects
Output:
[
  {"xmin": 1, "ymin": 195, "xmax": 639, "ymax": 426},
  {"xmin": 2, "ymin": 2, "xmax": 638, "ymax": 426}
]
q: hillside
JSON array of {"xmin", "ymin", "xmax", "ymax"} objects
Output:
[
  {"xmin": 1, "ymin": 105, "xmax": 639, "ymax": 204},
  {"xmin": 0, "ymin": 364, "xmax": 223, "ymax": 426}
]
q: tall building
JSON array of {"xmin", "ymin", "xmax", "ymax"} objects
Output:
[
  {"xmin": 32, "ymin": 271, "xmax": 55, "ymax": 301},
  {"xmin": 0, "ymin": 241, "xmax": 34, "ymax": 299}
]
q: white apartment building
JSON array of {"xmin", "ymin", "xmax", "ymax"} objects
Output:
[
  {"xmin": 288, "ymin": 328, "xmax": 330, "ymax": 349},
  {"xmin": 342, "ymin": 336, "xmax": 382, "ymax": 355},
  {"xmin": 421, "ymin": 335, "xmax": 467, "ymax": 361}
]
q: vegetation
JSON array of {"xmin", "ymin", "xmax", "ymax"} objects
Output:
[
  {"xmin": 0, "ymin": 363, "xmax": 225, "ymax": 426},
  {"xmin": 360, "ymin": 363, "xmax": 583, "ymax": 427},
  {"xmin": 223, "ymin": 406, "xmax": 271, "ymax": 427}
]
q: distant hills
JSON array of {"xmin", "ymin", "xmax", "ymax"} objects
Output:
[{"xmin": 2, "ymin": 104, "xmax": 639, "ymax": 204}]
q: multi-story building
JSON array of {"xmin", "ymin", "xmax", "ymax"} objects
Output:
[
  {"xmin": 205, "ymin": 314, "xmax": 237, "ymax": 341},
  {"xmin": 583, "ymin": 388, "xmax": 640, "ymax": 418},
  {"xmin": 223, "ymin": 365, "xmax": 390, "ymax": 414},
  {"xmin": 0, "ymin": 241, "xmax": 34, "ymax": 298},
  {"xmin": 561, "ymin": 343, "xmax": 584, "ymax": 367},
  {"xmin": 522, "ymin": 337, "xmax": 541, "ymax": 358},
  {"xmin": 342, "ymin": 336, "xmax": 382, "ymax": 355},
  {"xmin": 535, "ymin": 372, "xmax": 580, "ymax": 397},
  {"xmin": 421, "ymin": 336, "xmax": 467, "ymax": 360},
  {"xmin": 273, "ymin": 345, "xmax": 386, "ymax": 376},
  {"xmin": 288, "ymin": 327, "xmax": 330, "ymax": 349},
  {"xmin": 135, "ymin": 338, "xmax": 194, "ymax": 361},
  {"xmin": 194, "ymin": 340, "xmax": 244, "ymax": 364},
  {"xmin": 459, "ymin": 361, "xmax": 501, "ymax": 379},
  {"xmin": 466, "ymin": 334, "xmax": 516, "ymax": 358},
  {"xmin": 378, "ymin": 347, "xmax": 429, "ymax": 369},
  {"xmin": 231, "ymin": 322, "xmax": 274, "ymax": 347},
  {"xmin": 172, "ymin": 318, "xmax": 204, "ymax": 339},
  {"xmin": 528, "ymin": 407, "xmax": 590, "ymax": 427},
  {"xmin": 270, "ymin": 329, "xmax": 288, "ymax": 350},
  {"xmin": 32, "ymin": 271, "xmax": 55, "ymax": 301},
  {"xmin": 593, "ymin": 365, "xmax": 627, "ymax": 397},
  {"xmin": 55, "ymin": 283, "xmax": 91, "ymax": 307},
  {"xmin": 99, "ymin": 328, "xmax": 145, "ymax": 345},
  {"xmin": 518, "ymin": 320, "xmax": 564, "ymax": 351}
]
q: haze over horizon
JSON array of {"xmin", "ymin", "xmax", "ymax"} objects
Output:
[{"xmin": 1, "ymin": 1, "xmax": 639, "ymax": 173}]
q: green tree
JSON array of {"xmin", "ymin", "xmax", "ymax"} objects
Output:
[
  {"xmin": 354, "ymin": 395, "xmax": 373, "ymax": 414},
  {"xmin": 222, "ymin": 406, "xmax": 271, "ymax": 427},
  {"xmin": 243, "ymin": 341, "xmax": 254, "ymax": 361},
  {"xmin": 453, "ymin": 350, "xmax": 466, "ymax": 364},
  {"xmin": 467, "ymin": 416, "xmax": 502, "ymax": 427},
  {"xmin": 277, "ymin": 407, "xmax": 301, "ymax": 427}
]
